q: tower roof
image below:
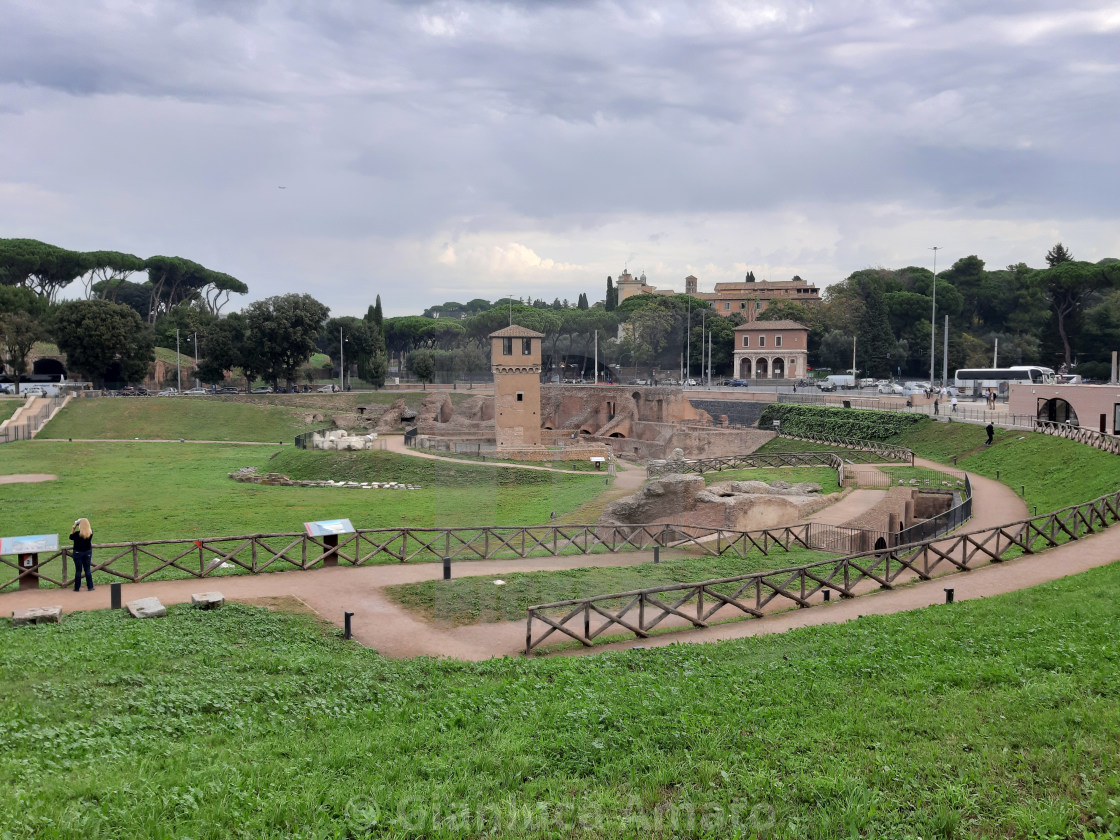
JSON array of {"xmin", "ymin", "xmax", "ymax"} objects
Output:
[{"xmin": 488, "ymin": 324, "xmax": 545, "ymax": 338}]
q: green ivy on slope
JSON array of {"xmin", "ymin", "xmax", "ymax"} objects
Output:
[{"xmin": 759, "ymin": 404, "xmax": 927, "ymax": 441}]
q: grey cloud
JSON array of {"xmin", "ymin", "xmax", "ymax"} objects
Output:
[{"xmin": 1, "ymin": 0, "xmax": 1117, "ymax": 314}]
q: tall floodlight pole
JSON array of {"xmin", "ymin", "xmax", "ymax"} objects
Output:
[
  {"xmin": 339, "ymin": 325, "xmax": 344, "ymax": 392},
  {"xmin": 685, "ymin": 294, "xmax": 691, "ymax": 385},
  {"xmin": 176, "ymin": 329, "xmax": 181, "ymax": 393},
  {"xmin": 929, "ymin": 246, "xmax": 941, "ymax": 385},
  {"xmin": 943, "ymin": 314, "xmax": 949, "ymax": 385},
  {"xmin": 594, "ymin": 330, "xmax": 598, "ymax": 385},
  {"xmin": 192, "ymin": 331, "xmax": 199, "ymax": 388},
  {"xmin": 707, "ymin": 329, "xmax": 712, "ymax": 388}
]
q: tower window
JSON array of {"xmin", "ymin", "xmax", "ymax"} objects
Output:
[
  {"xmin": 775, "ymin": 336, "xmax": 783, "ymax": 347},
  {"xmin": 502, "ymin": 337, "xmax": 512, "ymax": 355},
  {"xmin": 759, "ymin": 336, "xmax": 766, "ymax": 347},
  {"xmin": 516, "ymin": 392, "xmax": 524, "ymax": 402},
  {"xmin": 522, "ymin": 338, "xmax": 532, "ymax": 355}
]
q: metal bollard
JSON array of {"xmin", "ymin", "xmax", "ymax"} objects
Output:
[
  {"xmin": 944, "ymin": 588, "xmax": 954, "ymax": 604},
  {"xmin": 111, "ymin": 582, "xmax": 122, "ymax": 610},
  {"xmin": 443, "ymin": 556, "xmax": 451, "ymax": 580},
  {"xmin": 653, "ymin": 546, "xmax": 660, "ymax": 564},
  {"xmin": 344, "ymin": 611, "xmax": 354, "ymax": 639}
]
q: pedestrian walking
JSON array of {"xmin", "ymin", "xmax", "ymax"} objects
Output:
[
  {"xmin": 986, "ymin": 423, "xmax": 994, "ymax": 446},
  {"xmin": 70, "ymin": 517, "xmax": 94, "ymax": 592},
  {"xmin": 933, "ymin": 398, "xmax": 939, "ymax": 416},
  {"xmin": 951, "ymin": 396, "xmax": 958, "ymax": 413}
]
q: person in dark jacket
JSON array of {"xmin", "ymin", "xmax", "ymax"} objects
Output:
[
  {"xmin": 986, "ymin": 423, "xmax": 995, "ymax": 446},
  {"xmin": 70, "ymin": 517, "xmax": 94, "ymax": 592}
]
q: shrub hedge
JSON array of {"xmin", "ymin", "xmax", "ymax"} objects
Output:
[{"xmin": 759, "ymin": 403, "xmax": 928, "ymax": 441}]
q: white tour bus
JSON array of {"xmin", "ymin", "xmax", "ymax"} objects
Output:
[{"xmin": 953, "ymin": 365, "xmax": 1056, "ymax": 398}]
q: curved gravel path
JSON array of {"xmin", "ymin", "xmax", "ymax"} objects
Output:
[{"xmin": 8, "ymin": 456, "xmax": 1104, "ymax": 663}]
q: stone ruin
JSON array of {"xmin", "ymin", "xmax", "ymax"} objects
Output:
[
  {"xmin": 325, "ymin": 393, "xmax": 495, "ymax": 441},
  {"xmin": 229, "ymin": 467, "xmax": 419, "ymax": 490},
  {"xmin": 539, "ymin": 385, "xmax": 774, "ymax": 460},
  {"xmin": 600, "ymin": 472, "xmax": 831, "ymax": 532},
  {"xmin": 311, "ymin": 429, "xmax": 378, "ymax": 451}
]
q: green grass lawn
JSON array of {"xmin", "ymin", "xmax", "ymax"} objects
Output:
[
  {"xmin": 0, "ymin": 442, "xmax": 609, "ymax": 587},
  {"xmin": 39, "ymin": 398, "xmax": 325, "ymax": 442},
  {"xmin": 40, "ymin": 391, "xmax": 480, "ymax": 443},
  {"xmin": 386, "ymin": 548, "xmax": 830, "ymax": 626},
  {"xmin": 3, "ymin": 564, "xmax": 1120, "ymax": 838},
  {"xmin": 0, "ymin": 399, "xmax": 20, "ymax": 425}
]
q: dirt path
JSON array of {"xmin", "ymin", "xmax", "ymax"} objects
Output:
[
  {"xmin": 4, "ymin": 459, "xmax": 1065, "ymax": 661},
  {"xmin": 0, "ymin": 474, "xmax": 57, "ymax": 484},
  {"xmin": 805, "ymin": 489, "xmax": 887, "ymax": 525}
]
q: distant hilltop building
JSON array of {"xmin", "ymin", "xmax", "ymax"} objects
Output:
[{"xmin": 616, "ymin": 269, "xmax": 820, "ymax": 320}]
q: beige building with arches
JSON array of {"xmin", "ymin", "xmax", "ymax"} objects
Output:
[{"xmin": 732, "ymin": 320, "xmax": 809, "ymax": 380}]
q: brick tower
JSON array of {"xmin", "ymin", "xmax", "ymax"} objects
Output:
[{"xmin": 489, "ymin": 324, "xmax": 544, "ymax": 448}]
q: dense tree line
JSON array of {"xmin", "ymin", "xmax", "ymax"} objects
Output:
[
  {"xmin": 4, "ymin": 236, "xmax": 1119, "ymax": 391},
  {"xmin": 761, "ymin": 243, "xmax": 1120, "ymax": 380}
]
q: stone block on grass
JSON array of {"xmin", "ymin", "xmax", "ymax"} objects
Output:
[
  {"xmin": 126, "ymin": 597, "xmax": 167, "ymax": 619},
  {"xmin": 191, "ymin": 592, "xmax": 225, "ymax": 610},
  {"xmin": 12, "ymin": 606, "xmax": 62, "ymax": 627}
]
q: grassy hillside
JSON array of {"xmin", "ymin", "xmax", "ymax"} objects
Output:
[
  {"xmin": 3, "ymin": 564, "xmax": 1119, "ymax": 837},
  {"xmin": 758, "ymin": 416, "xmax": 1120, "ymax": 516},
  {"xmin": 39, "ymin": 398, "xmax": 324, "ymax": 442},
  {"xmin": 0, "ymin": 399, "xmax": 20, "ymax": 425},
  {"xmin": 40, "ymin": 391, "xmax": 479, "ymax": 442}
]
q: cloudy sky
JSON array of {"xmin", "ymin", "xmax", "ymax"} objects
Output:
[{"xmin": 2, "ymin": 1, "xmax": 1118, "ymax": 317}]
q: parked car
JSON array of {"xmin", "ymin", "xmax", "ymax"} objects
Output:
[
  {"xmin": 730, "ymin": 379, "xmax": 750, "ymax": 387},
  {"xmin": 251, "ymin": 386, "xmax": 274, "ymax": 394},
  {"xmin": 877, "ymin": 382, "xmax": 904, "ymax": 395},
  {"xmin": 157, "ymin": 388, "xmax": 178, "ymax": 396},
  {"xmin": 685, "ymin": 378, "xmax": 698, "ymax": 386},
  {"xmin": 183, "ymin": 387, "xmax": 208, "ymax": 395},
  {"xmin": 22, "ymin": 385, "xmax": 47, "ymax": 397},
  {"xmin": 217, "ymin": 386, "xmax": 240, "ymax": 394}
]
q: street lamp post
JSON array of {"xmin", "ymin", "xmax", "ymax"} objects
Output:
[
  {"xmin": 929, "ymin": 246, "xmax": 941, "ymax": 386},
  {"xmin": 339, "ymin": 326, "xmax": 344, "ymax": 392},
  {"xmin": 175, "ymin": 329, "xmax": 181, "ymax": 393},
  {"xmin": 685, "ymin": 294, "xmax": 691, "ymax": 386}
]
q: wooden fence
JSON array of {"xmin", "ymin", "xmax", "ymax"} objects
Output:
[
  {"xmin": 3, "ymin": 521, "xmax": 891, "ymax": 592},
  {"xmin": 646, "ymin": 442, "xmax": 914, "ymax": 479},
  {"xmin": 1034, "ymin": 420, "xmax": 1120, "ymax": 455},
  {"xmin": 647, "ymin": 451, "xmax": 846, "ymax": 479},
  {"xmin": 525, "ymin": 479, "xmax": 1113, "ymax": 654},
  {"xmin": 775, "ymin": 432, "xmax": 914, "ymax": 464}
]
